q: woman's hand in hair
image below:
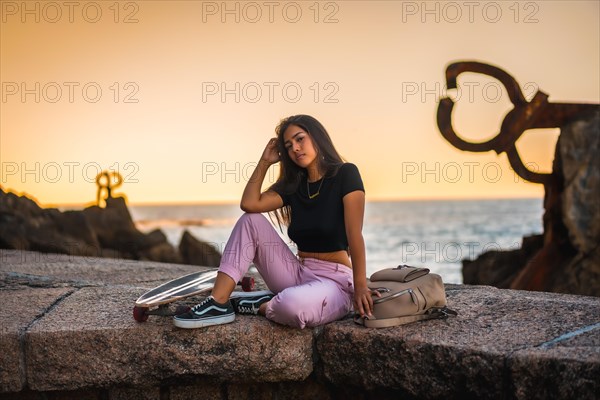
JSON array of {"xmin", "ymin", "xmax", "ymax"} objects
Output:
[
  {"xmin": 240, "ymin": 138, "xmax": 284, "ymax": 213},
  {"xmin": 261, "ymin": 138, "xmax": 280, "ymax": 165}
]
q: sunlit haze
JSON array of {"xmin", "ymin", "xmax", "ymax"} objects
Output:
[{"xmin": 1, "ymin": 1, "xmax": 598, "ymax": 206}]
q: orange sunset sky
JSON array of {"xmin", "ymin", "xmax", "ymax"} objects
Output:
[{"xmin": 1, "ymin": 0, "xmax": 599, "ymax": 206}]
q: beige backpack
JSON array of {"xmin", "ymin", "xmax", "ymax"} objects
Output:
[{"xmin": 355, "ymin": 265, "xmax": 457, "ymax": 328}]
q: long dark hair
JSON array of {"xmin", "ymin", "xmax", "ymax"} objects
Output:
[{"xmin": 269, "ymin": 115, "xmax": 345, "ymax": 227}]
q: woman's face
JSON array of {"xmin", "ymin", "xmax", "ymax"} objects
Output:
[{"xmin": 282, "ymin": 124, "xmax": 319, "ymax": 169}]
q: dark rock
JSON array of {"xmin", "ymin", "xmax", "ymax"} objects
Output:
[
  {"xmin": 169, "ymin": 381, "xmax": 222, "ymax": 400},
  {"xmin": 464, "ymin": 110, "xmax": 600, "ymax": 296},
  {"xmin": 0, "ymin": 189, "xmax": 99, "ymax": 256},
  {"xmin": 56, "ymin": 211, "xmax": 98, "ymax": 243},
  {"xmin": 0, "ymin": 190, "xmax": 221, "ymax": 268},
  {"xmin": 463, "ymin": 234, "xmax": 543, "ymax": 288},
  {"xmin": 0, "ymin": 210, "xmax": 32, "ymax": 250},
  {"xmin": 108, "ymin": 386, "xmax": 161, "ymax": 400},
  {"xmin": 179, "ymin": 230, "xmax": 221, "ymax": 267},
  {"xmin": 80, "ymin": 198, "xmax": 215, "ymax": 265},
  {"xmin": 0, "ymin": 190, "xmax": 43, "ymax": 219},
  {"xmin": 142, "ymin": 229, "xmax": 169, "ymax": 249},
  {"xmin": 139, "ymin": 241, "xmax": 182, "ymax": 264},
  {"xmin": 225, "ymin": 378, "xmax": 332, "ymax": 400},
  {"xmin": 560, "ymin": 112, "xmax": 600, "ymax": 255},
  {"xmin": 82, "ymin": 197, "xmax": 143, "ymax": 256}
]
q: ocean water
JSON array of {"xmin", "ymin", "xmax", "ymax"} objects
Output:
[{"xmin": 130, "ymin": 198, "xmax": 544, "ymax": 284}]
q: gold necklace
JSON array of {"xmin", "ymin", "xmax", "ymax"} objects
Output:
[{"xmin": 307, "ymin": 177, "xmax": 324, "ymax": 199}]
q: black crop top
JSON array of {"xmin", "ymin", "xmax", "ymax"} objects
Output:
[{"xmin": 272, "ymin": 163, "xmax": 365, "ymax": 252}]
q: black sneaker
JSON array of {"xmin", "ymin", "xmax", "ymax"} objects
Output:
[
  {"xmin": 230, "ymin": 290, "xmax": 274, "ymax": 315},
  {"xmin": 173, "ymin": 296, "xmax": 235, "ymax": 329}
]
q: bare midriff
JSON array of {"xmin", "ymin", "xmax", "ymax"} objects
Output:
[{"xmin": 297, "ymin": 250, "xmax": 352, "ymax": 269}]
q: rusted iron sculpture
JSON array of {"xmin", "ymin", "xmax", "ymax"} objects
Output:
[
  {"xmin": 438, "ymin": 61, "xmax": 599, "ymax": 294},
  {"xmin": 437, "ymin": 61, "xmax": 599, "ymax": 184},
  {"xmin": 96, "ymin": 171, "xmax": 123, "ymax": 208}
]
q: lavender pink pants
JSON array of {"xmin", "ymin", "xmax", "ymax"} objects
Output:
[{"xmin": 218, "ymin": 213, "xmax": 354, "ymax": 329}]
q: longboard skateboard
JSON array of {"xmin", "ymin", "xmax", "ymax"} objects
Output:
[{"xmin": 133, "ymin": 270, "xmax": 254, "ymax": 322}]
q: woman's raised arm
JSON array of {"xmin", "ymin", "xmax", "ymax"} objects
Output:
[{"xmin": 240, "ymin": 138, "xmax": 284, "ymax": 213}]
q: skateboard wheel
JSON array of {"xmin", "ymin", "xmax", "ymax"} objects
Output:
[
  {"xmin": 241, "ymin": 276, "xmax": 255, "ymax": 292},
  {"xmin": 133, "ymin": 306, "xmax": 149, "ymax": 323},
  {"xmin": 174, "ymin": 305, "xmax": 191, "ymax": 316}
]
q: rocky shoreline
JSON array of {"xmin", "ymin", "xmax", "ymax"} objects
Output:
[{"xmin": 0, "ymin": 190, "xmax": 221, "ymax": 268}]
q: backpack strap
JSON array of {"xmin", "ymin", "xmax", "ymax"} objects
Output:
[{"xmin": 355, "ymin": 307, "xmax": 457, "ymax": 328}]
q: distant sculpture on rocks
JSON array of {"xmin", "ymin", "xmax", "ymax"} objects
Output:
[
  {"xmin": 437, "ymin": 60, "xmax": 600, "ymax": 296},
  {"xmin": 96, "ymin": 171, "xmax": 123, "ymax": 208},
  {"xmin": 0, "ymin": 172, "xmax": 221, "ymax": 268}
]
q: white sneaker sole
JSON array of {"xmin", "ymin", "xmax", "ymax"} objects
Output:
[
  {"xmin": 173, "ymin": 313, "xmax": 235, "ymax": 329},
  {"xmin": 229, "ymin": 290, "xmax": 274, "ymax": 299}
]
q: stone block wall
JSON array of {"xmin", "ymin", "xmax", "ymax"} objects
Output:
[{"xmin": 1, "ymin": 250, "xmax": 599, "ymax": 399}]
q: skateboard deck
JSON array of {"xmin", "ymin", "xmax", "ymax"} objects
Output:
[{"xmin": 133, "ymin": 270, "xmax": 254, "ymax": 322}]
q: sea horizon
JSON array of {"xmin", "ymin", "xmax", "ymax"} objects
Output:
[
  {"xmin": 48, "ymin": 194, "xmax": 544, "ymax": 210},
  {"xmin": 13, "ymin": 193, "xmax": 545, "ymax": 285},
  {"xmin": 124, "ymin": 198, "xmax": 545, "ymax": 285}
]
